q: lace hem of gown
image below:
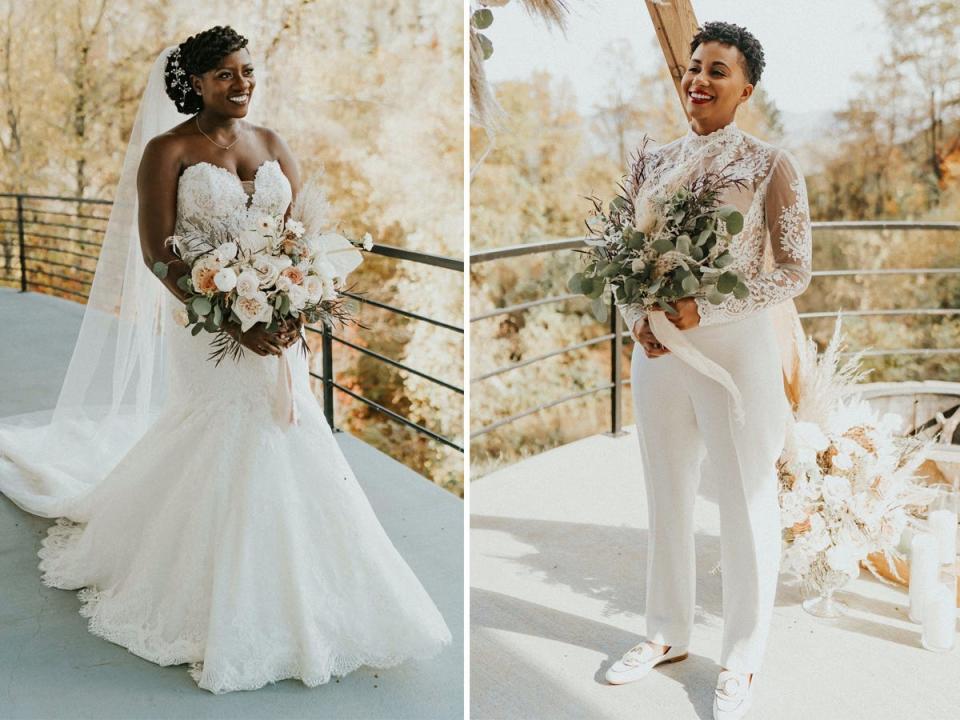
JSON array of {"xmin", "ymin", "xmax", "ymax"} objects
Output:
[{"xmin": 38, "ymin": 517, "xmax": 451, "ymax": 695}]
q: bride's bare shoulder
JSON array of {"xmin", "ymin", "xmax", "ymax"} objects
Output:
[
  {"xmin": 246, "ymin": 123, "xmax": 292, "ymax": 153},
  {"xmin": 138, "ymin": 125, "xmax": 193, "ymax": 180}
]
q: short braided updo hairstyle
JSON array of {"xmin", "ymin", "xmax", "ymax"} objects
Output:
[
  {"xmin": 164, "ymin": 25, "xmax": 249, "ymax": 114},
  {"xmin": 690, "ymin": 21, "xmax": 765, "ymax": 86}
]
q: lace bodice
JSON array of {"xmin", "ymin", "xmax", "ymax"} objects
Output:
[
  {"xmin": 615, "ymin": 121, "xmax": 813, "ymax": 332},
  {"xmin": 167, "ymin": 159, "xmax": 295, "ymax": 403},
  {"xmin": 176, "ymin": 159, "xmax": 292, "ymax": 235}
]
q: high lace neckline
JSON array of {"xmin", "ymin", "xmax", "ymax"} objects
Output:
[{"xmin": 681, "ymin": 120, "xmax": 742, "ymax": 156}]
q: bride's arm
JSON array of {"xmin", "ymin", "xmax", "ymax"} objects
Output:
[
  {"xmin": 694, "ymin": 149, "xmax": 813, "ymax": 326},
  {"xmin": 137, "ymin": 134, "xmax": 191, "ymax": 304},
  {"xmin": 264, "ymin": 128, "xmax": 301, "ymax": 221}
]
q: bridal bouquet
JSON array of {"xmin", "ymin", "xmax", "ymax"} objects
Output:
[
  {"xmin": 153, "ymin": 178, "xmax": 372, "ymax": 364},
  {"xmin": 778, "ymin": 320, "xmax": 934, "ymax": 596},
  {"xmin": 569, "ymin": 137, "xmax": 750, "ymax": 322}
]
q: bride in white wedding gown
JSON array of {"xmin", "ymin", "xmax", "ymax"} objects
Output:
[{"xmin": 0, "ymin": 28, "xmax": 451, "ymax": 694}]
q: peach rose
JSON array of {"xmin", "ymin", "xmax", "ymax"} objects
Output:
[
  {"xmin": 191, "ymin": 257, "xmax": 221, "ymax": 296},
  {"xmin": 280, "ymin": 267, "xmax": 304, "ymax": 286}
]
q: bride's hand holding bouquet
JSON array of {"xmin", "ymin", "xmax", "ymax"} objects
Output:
[{"xmin": 154, "ymin": 178, "xmax": 373, "ymax": 365}]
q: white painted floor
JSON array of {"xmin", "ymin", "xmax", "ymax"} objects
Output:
[
  {"xmin": 0, "ymin": 289, "xmax": 464, "ymax": 720},
  {"xmin": 471, "ymin": 428, "xmax": 960, "ymax": 720}
]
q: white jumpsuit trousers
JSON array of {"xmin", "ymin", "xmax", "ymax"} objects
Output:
[{"xmin": 630, "ymin": 307, "xmax": 790, "ymax": 673}]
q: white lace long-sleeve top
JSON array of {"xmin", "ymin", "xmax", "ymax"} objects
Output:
[{"xmin": 616, "ymin": 120, "xmax": 813, "ymax": 333}]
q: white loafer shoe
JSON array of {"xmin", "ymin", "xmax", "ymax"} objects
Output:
[
  {"xmin": 604, "ymin": 641, "xmax": 688, "ymax": 685},
  {"xmin": 713, "ymin": 670, "xmax": 754, "ymax": 720}
]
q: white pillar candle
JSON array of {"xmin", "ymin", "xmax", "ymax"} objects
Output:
[
  {"xmin": 921, "ymin": 583, "xmax": 956, "ymax": 652},
  {"xmin": 909, "ymin": 532, "xmax": 939, "ymax": 623},
  {"xmin": 929, "ymin": 509, "xmax": 958, "ymax": 566}
]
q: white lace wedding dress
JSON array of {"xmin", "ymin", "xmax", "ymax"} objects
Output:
[{"xmin": 20, "ymin": 159, "xmax": 451, "ymax": 694}]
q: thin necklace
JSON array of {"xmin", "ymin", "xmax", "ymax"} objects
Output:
[{"xmin": 195, "ymin": 116, "xmax": 244, "ymax": 150}]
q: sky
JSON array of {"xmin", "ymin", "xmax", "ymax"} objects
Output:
[{"xmin": 482, "ymin": 0, "xmax": 888, "ymax": 127}]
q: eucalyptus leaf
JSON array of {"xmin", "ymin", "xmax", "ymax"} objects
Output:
[
  {"xmin": 657, "ymin": 298, "xmax": 677, "ymax": 315},
  {"xmin": 717, "ymin": 271, "xmax": 739, "ymax": 294},
  {"xmin": 715, "ymin": 252, "xmax": 734, "ymax": 268},
  {"xmin": 580, "ymin": 276, "xmax": 594, "ymax": 295},
  {"xmin": 176, "ymin": 274, "xmax": 191, "ymax": 292},
  {"xmin": 652, "ymin": 237, "xmax": 674, "ymax": 254},
  {"xmin": 706, "ymin": 286, "xmax": 726, "ymax": 305},
  {"xmin": 191, "ymin": 323, "xmax": 203, "ymax": 336},
  {"xmin": 697, "ymin": 228, "xmax": 712, "ymax": 246},
  {"xmin": 600, "ymin": 262, "xmax": 619, "ymax": 277},
  {"xmin": 681, "ymin": 274, "xmax": 700, "ymax": 294},
  {"xmin": 191, "ymin": 296, "xmax": 212, "ymax": 317},
  {"xmin": 675, "ymin": 235, "xmax": 692, "ymax": 254},
  {"xmin": 732, "ymin": 281, "xmax": 750, "ymax": 299},
  {"xmin": 724, "ymin": 210, "xmax": 744, "ymax": 235},
  {"xmin": 152, "ymin": 262, "xmax": 168, "ymax": 280},
  {"xmin": 478, "ymin": 33, "xmax": 493, "ymax": 60},
  {"xmin": 472, "ymin": 8, "xmax": 493, "ymax": 29},
  {"xmin": 568, "ymin": 272, "xmax": 584, "ymax": 293},
  {"xmin": 591, "ymin": 296, "xmax": 608, "ymax": 323}
]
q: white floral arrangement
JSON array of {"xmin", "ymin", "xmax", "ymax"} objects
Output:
[
  {"xmin": 778, "ymin": 319, "xmax": 934, "ymax": 595},
  {"xmin": 153, "ymin": 177, "xmax": 374, "ymax": 363}
]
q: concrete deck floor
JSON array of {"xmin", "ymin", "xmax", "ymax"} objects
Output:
[
  {"xmin": 0, "ymin": 289, "xmax": 463, "ymax": 720},
  {"xmin": 471, "ymin": 429, "xmax": 960, "ymax": 720}
]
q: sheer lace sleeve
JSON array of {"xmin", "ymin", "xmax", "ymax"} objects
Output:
[{"xmin": 695, "ymin": 149, "xmax": 812, "ymax": 326}]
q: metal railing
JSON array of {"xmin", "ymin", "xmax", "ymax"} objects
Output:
[
  {"xmin": 0, "ymin": 192, "xmax": 464, "ymax": 453},
  {"xmin": 470, "ymin": 221, "xmax": 960, "ymax": 439}
]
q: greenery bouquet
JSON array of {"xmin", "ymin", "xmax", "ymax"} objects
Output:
[{"xmin": 569, "ymin": 138, "xmax": 751, "ymax": 322}]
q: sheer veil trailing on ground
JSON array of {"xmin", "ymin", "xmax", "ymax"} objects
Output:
[{"xmin": 1, "ymin": 47, "xmax": 192, "ymax": 516}]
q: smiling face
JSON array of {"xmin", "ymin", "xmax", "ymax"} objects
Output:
[
  {"xmin": 680, "ymin": 41, "xmax": 753, "ymax": 132},
  {"xmin": 190, "ymin": 48, "xmax": 255, "ymax": 118}
]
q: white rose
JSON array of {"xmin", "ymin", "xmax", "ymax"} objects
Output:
[
  {"xmin": 215, "ymin": 241, "xmax": 238, "ymax": 263},
  {"xmin": 273, "ymin": 254, "xmax": 293, "ymax": 270},
  {"xmin": 362, "ymin": 232, "xmax": 373, "ymax": 251},
  {"xmin": 285, "ymin": 219, "xmax": 305, "ymax": 237},
  {"xmin": 232, "ymin": 290, "xmax": 273, "ymax": 332},
  {"xmin": 235, "ymin": 270, "xmax": 261, "ymax": 298},
  {"xmin": 253, "ymin": 256, "xmax": 281, "ymax": 287},
  {"xmin": 213, "ymin": 267, "xmax": 238, "ymax": 293},
  {"xmin": 276, "ymin": 274, "xmax": 293, "ymax": 292},
  {"xmin": 172, "ymin": 306, "xmax": 190, "ymax": 327},
  {"xmin": 304, "ymin": 275, "xmax": 324, "ymax": 303},
  {"xmin": 287, "ymin": 284, "xmax": 309, "ymax": 311}
]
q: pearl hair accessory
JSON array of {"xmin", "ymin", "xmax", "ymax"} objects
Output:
[{"xmin": 166, "ymin": 48, "xmax": 192, "ymax": 99}]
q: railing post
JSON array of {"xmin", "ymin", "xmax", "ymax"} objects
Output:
[
  {"xmin": 321, "ymin": 318, "xmax": 336, "ymax": 431},
  {"xmin": 608, "ymin": 292, "xmax": 624, "ymax": 436},
  {"xmin": 16, "ymin": 195, "xmax": 26, "ymax": 292}
]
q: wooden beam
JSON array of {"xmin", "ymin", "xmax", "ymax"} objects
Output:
[{"xmin": 644, "ymin": 0, "xmax": 700, "ymax": 120}]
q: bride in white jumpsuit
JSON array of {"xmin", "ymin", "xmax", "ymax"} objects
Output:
[{"xmin": 605, "ymin": 23, "xmax": 813, "ymax": 720}]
